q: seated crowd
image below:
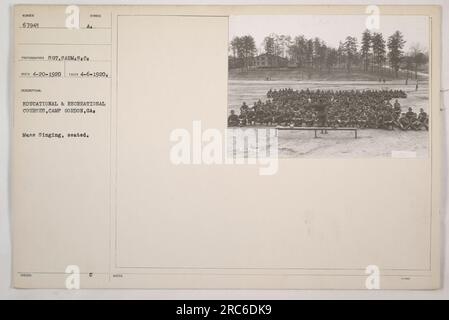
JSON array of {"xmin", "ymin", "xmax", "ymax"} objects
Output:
[{"xmin": 228, "ymin": 88, "xmax": 428, "ymax": 131}]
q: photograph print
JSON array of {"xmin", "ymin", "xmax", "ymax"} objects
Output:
[{"xmin": 227, "ymin": 15, "xmax": 430, "ymax": 158}]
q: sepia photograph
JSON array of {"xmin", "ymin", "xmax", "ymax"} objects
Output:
[{"xmin": 228, "ymin": 15, "xmax": 430, "ymax": 158}]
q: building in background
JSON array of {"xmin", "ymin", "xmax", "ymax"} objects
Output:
[{"xmin": 254, "ymin": 53, "xmax": 288, "ymax": 68}]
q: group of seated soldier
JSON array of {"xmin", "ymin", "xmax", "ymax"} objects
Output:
[{"xmin": 228, "ymin": 88, "xmax": 428, "ymax": 131}]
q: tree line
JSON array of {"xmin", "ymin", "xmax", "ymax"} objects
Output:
[{"xmin": 229, "ymin": 30, "xmax": 428, "ymax": 79}]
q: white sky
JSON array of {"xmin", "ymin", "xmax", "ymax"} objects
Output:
[{"xmin": 229, "ymin": 15, "xmax": 429, "ymax": 53}]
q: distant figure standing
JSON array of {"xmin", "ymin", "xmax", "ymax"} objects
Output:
[
  {"xmin": 405, "ymin": 78, "xmax": 408, "ymax": 85},
  {"xmin": 382, "ymin": 78, "xmax": 386, "ymax": 84},
  {"xmin": 416, "ymin": 80, "xmax": 419, "ymax": 91}
]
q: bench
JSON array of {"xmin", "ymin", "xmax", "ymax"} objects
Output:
[{"xmin": 276, "ymin": 126, "xmax": 358, "ymax": 139}]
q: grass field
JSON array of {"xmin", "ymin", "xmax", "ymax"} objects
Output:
[{"xmin": 228, "ymin": 79, "xmax": 429, "ymax": 158}]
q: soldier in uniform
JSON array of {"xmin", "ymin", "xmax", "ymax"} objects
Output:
[
  {"xmin": 405, "ymin": 107, "xmax": 417, "ymax": 124},
  {"xmin": 246, "ymin": 108, "xmax": 256, "ymax": 126},
  {"xmin": 315, "ymin": 104, "xmax": 328, "ymax": 127},
  {"xmin": 255, "ymin": 107, "xmax": 265, "ymax": 125},
  {"xmin": 240, "ymin": 102, "xmax": 249, "ymax": 114},
  {"xmin": 293, "ymin": 111, "xmax": 303, "ymax": 127},
  {"xmin": 382, "ymin": 111, "xmax": 394, "ymax": 130},
  {"xmin": 263, "ymin": 109, "xmax": 273, "ymax": 126},
  {"xmin": 376, "ymin": 111, "xmax": 384, "ymax": 129},
  {"xmin": 358, "ymin": 112, "xmax": 368, "ymax": 128},
  {"xmin": 327, "ymin": 111, "xmax": 337, "ymax": 128},
  {"xmin": 338, "ymin": 112, "xmax": 349, "ymax": 127},
  {"xmin": 239, "ymin": 109, "xmax": 248, "ymax": 126},
  {"xmin": 398, "ymin": 113, "xmax": 411, "ymax": 130},
  {"xmin": 348, "ymin": 113, "xmax": 358, "ymax": 128},
  {"xmin": 417, "ymin": 108, "xmax": 429, "ymax": 130},
  {"xmin": 304, "ymin": 111, "xmax": 315, "ymax": 127},
  {"xmin": 393, "ymin": 99, "xmax": 401, "ymax": 115},
  {"xmin": 230, "ymin": 87, "xmax": 413, "ymax": 131},
  {"xmin": 367, "ymin": 111, "xmax": 377, "ymax": 128},
  {"xmin": 228, "ymin": 110, "xmax": 240, "ymax": 127}
]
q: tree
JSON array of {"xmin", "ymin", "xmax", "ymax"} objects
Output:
[
  {"xmin": 326, "ymin": 48, "xmax": 338, "ymax": 73},
  {"xmin": 288, "ymin": 35, "xmax": 307, "ymax": 68},
  {"xmin": 401, "ymin": 55, "xmax": 414, "ymax": 83},
  {"xmin": 230, "ymin": 31, "xmax": 416, "ymax": 77},
  {"xmin": 313, "ymin": 38, "xmax": 327, "ymax": 72},
  {"xmin": 229, "ymin": 36, "xmax": 244, "ymax": 69},
  {"xmin": 263, "ymin": 36, "xmax": 275, "ymax": 55},
  {"xmin": 263, "ymin": 33, "xmax": 290, "ymax": 57},
  {"xmin": 409, "ymin": 44, "xmax": 429, "ymax": 80},
  {"xmin": 337, "ymin": 41, "xmax": 345, "ymax": 69},
  {"xmin": 230, "ymin": 35, "xmax": 256, "ymax": 71},
  {"xmin": 276, "ymin": 34, "xmax": 291, "ymax": 58},
  {"xmin": 343, "ymin": 36, "xmax": 358, "ymax": 73},
  {"xmin": 387, "ymin": 31, "xmax": 406, "ymax": 78},
  {"xmin": 241, "ymin": 35, "xmax": 256, "ymax": 69},
  {"xmin": 360, "ymin": 29, "xmax": 372, "ymax": 72},
  {"xmin": 371, "ymin": 32, "xmax": 386, "ymax": 74},
  {"xmin": 230, "ymin": 37, "xmax": 239, "ymax": 58},
  {"xmin": 306, "ymin": 39, "xmax": 314, "ymax": 69},
  {"xmin": 283, "ymin": 35, "xmax": 293, "ymax": 58}
]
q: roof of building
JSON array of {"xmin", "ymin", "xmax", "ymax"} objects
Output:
[{"xmin": 255, "ymin": 53, "xmax": 288, "ymax": 60}]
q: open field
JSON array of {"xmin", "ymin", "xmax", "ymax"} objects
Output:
[
  {"xmin": 229, "ymin": 67, "xmax": 429, "ymax": 82},
  {"xmin": 228, "ymin": 79, "xmax": 429, "ymax": 158}
]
